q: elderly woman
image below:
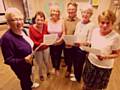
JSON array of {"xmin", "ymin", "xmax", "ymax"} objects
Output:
[
  {"xmin": 1, "ymin": 8, "xmax": 34, "ymax": 90},
  {"xmin": 83, "ymin": 10, "xmax": 120, "ymax": 90},
  {"xmin": 72, "ymin": 6, "xmax": 95, "ymax": 82},
  {"xmin": 29, "ymin": 11, "xmax": 50, "ymax": 82},
  {"xmin": 47, "ymin": 5, "xmax": 65, "ymax": 76}
]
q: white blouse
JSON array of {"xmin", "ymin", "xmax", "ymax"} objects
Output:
[{"xmin": 88, "ymin": 28, "xmax": 120, "ymax": 68}]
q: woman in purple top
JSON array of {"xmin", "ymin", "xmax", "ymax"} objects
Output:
[{"xmin": 1, "ymin": 8, "xmax": 34, "ymax": 90}]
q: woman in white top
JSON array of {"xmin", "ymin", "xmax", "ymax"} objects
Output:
[
  {"xmin": 72, "ymin": 6, "xmax": 95, "ymax": 82},
  {"xmin": 47, "ymin": 5, "xmax": 65, "ymax": 76},
  {"xmin": 83, "ymin": 10, "xmax": 120, "ymax": 90}
]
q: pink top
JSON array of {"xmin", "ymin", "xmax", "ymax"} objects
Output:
[{"xmin": 47, "ymin": 19, "xmax": 63, "ymax": 38}]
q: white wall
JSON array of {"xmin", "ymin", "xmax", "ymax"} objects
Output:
[
  {"xmin": 0, "ymin": 0, "xmax": 5, "ymax": 13},
  {"xmin": 92, "ymin": 0, "xmax": 112, "ymax": 23},
  {"xmin": 3, "ymin": 0, "xmax": 24, "ymax": 16},
  {"xmin": 0, "ymin": 0, "xmax": 113, "ymax": 24},
  {"xmin": 27, "ymin": 0, "xmax": 67, "ymax": 19}
]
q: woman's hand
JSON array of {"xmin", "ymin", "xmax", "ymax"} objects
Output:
[
  {"xmin": 96, "ymin": 55, "xmax": 108, "ymax": 61},
  {"xmin": 25, "ymin": 54, "xmax": 33, "ymax": 65},
  {"xmin": 54, "ymin": 40, "xmax": 63, "ymax": 46},
  {"xmin": 40, "ymin": 44, "xmax": 48, "ymax": 49},
  {"xmin": 74, "ymin": 42, "xmax": 80, "ymax": 47},
  {"xmin": 74, "ymin": 42, "xmax": 90, "ymax": 47},
  {"xmin": 80, "ymin": 42, "xmax": 90, "ymax": 46},
  {"xmin": 96, "ymin": 49, "xmax": 120, "ymax": 61},
  {"xmin": 65, "ymin": 44, "xmax": 73, "ymax": 48}
]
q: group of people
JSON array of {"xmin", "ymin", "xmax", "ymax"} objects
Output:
[{"xmin": 1, "ymin": 1, "xmax": 120, "ymax": 90}]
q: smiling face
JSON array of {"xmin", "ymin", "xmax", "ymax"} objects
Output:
[
  {"xmin": 81, "ymin": 9, "xmax": 92, "ymax": 23},
  {"xmin": 67, "ymin": 3, "xmax": 77, "ymax": 19},
  {"xmin": 35, "ymin": 15, "xmax": 45, "ymax": 27},
  {"xmin": 50, "ymin": 5, "xmax": 60, "ymax": 22},
  {"xmin": 8, "ymin": 15, "xmax": 24, "ymax": 31},
  {"xmin": 5, "ymin": 8, "xmax": 24, "ymax": 31},
  {"xmin": 99, "ymin": 18, "xmax": 112, "ymax": 35},
  {"xmin": 51, "ymin": 9, "xmax": 60, "ymax": 21}
]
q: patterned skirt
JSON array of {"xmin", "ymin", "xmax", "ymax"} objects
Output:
[{"xmin": 83, "ymin": 58, "xmax": 112, "ymax": 89}]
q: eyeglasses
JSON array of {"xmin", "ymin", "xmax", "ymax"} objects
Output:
[{"xmin": 9, "ymin": 18, "xmax": 23, "ymax": 22}]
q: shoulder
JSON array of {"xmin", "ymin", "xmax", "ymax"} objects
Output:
[
  {"xmin": 2, "ymin": 30, "xmax": 12, "ymax": 40},
  {"xmin": 45, "ymin": 18, "xmax": 51, "ymax": 23},
  {"xmin": 43, "ymin": 23, "xmax": 47, "ymax": 27},
  {"xmin": 59, "ymin": 19, "xmax": 64, "ymax": 24},
  {"xmin": 111, "ymin": 31, "xmax": 120, "ymax": 41},
  {"xmin": 63, "ymin": 17, "xmax": 68, "ymax": 22},
  {"xmin": 1, "ymin": 30, "xmax": 14, "ymax": 46},
  {"xmin": 109, "ymin": 31, "xmax": 120, "ymax": 49},
  {"xmin": 89, "ymin": 22, "xmax": 96, "ymax": 27},
  {"xmin": 74, "ymin": 17, "xmax": 80, "ymax": 23},
  {"xmin": 76, "ymin": 21, "xmax": 82, "ymax": 27},
  {"xmin": 76, "ymin": 17, "xmax": 80, "ymax": 21},
  {"xmin": 29, "ymin": 25, "xmax": 34, "ymax": 29},
  {"xmin": 88, "ymin": 21, "xmax": 95, "ymax": 26},
  {"xmin": 91, "ymin": 27, "xmax": 99, "ymax": 34},
  {"xmin": 76, "ymin": 21, "xmax": 81, "ymax": 25},
  {"xmin": 29, "ymin": 25, "xmax": 36, "ymax": 33}
]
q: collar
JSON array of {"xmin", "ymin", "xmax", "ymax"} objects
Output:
[{"xmin": 66, "ymin": 17, "xmax": 78, "ymax": 21}]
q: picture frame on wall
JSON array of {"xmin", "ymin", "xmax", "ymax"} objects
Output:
[{"xmin": 91, "ymin": 0, "xmax": 99, "ymax": 7}]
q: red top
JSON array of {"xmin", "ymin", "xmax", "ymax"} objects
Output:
[{"xmin": 29, "ymin": 23, "xmax": 48, "ymax": 51}]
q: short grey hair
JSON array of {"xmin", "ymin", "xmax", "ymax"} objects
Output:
[{"xmin": 5, "ymin": 7, "xmax": 23, "ymax": 21}]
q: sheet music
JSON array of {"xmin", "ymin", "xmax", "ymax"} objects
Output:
[
  {"xmin": 31, "ymin": 34, "xmax": 57, "ymax": 56},
  {"xmin": 43, "ymin": 34, "xmax": 57, "ymax": 45},
  {"xmin": 31, "ymin": 43, "xmax": 44, "ymax": 56},
  {"xmin": 81, "ymin": 46, "xmax": 101, "ymax": 55},
  {"xmin": 75, "ymin": 34, "xmax": 86, "ymax": 43},
  {"xmin": 63, "ymin": 35, "xmax": 76, "ymax": 45}
]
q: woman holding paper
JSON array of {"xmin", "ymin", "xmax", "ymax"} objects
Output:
[
  {"xmin": 83, "ymin": 10, "xmax": 120, "ymax": 90},
  {"xmin": 47, "ymin": 4, "xmax": 65, "ymax": 76},
  {"xmin": 29, "ymin": 11, "xmax": 51, "ymax": 81},
  {"xmin": 72, "ymin": 5, "xmax": 95, "ymax": 82}
]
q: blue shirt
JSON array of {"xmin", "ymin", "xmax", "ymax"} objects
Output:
[{"xmin": 1, "ymin": 29, "xmax": 32, "ymax": 65}]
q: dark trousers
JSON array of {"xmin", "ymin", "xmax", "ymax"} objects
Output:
[
  {"xmin": 10, "ymin": 61, "xmax": 32, "ymax": 90},
  {"xmin": 50, "ymin": 43, "xmax": 64, "ymax": 70},
  {"xmin": 63, "ymin": 47, "xmax": 74, "ymax": 73},
  {"xmin": 73, "ymin": 47, "xmax": 87, "ymax": 82}
]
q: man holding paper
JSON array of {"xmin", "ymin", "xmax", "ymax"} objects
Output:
[{"xmin": 63, "ymin": 2, "xmax": 80, "ymax": 79}]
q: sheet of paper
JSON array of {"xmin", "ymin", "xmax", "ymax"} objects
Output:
[
  {"xmin": 75, "ymin": 34, "xmax": 86, "ymax": 43},
  {"xmin": 81, "ymin": 46, "xmax": 101, "ymax": 55},
  {"xmin": 63, "ymin": 35, "xmax": 76, "ymax": 45},
  {"xmin": 43, "ymin": 34, "xmax": 57, "ymax": 45},
  {"xmin": 31, "ymin": 43, "xmax": 44, "ymax": 56}
]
